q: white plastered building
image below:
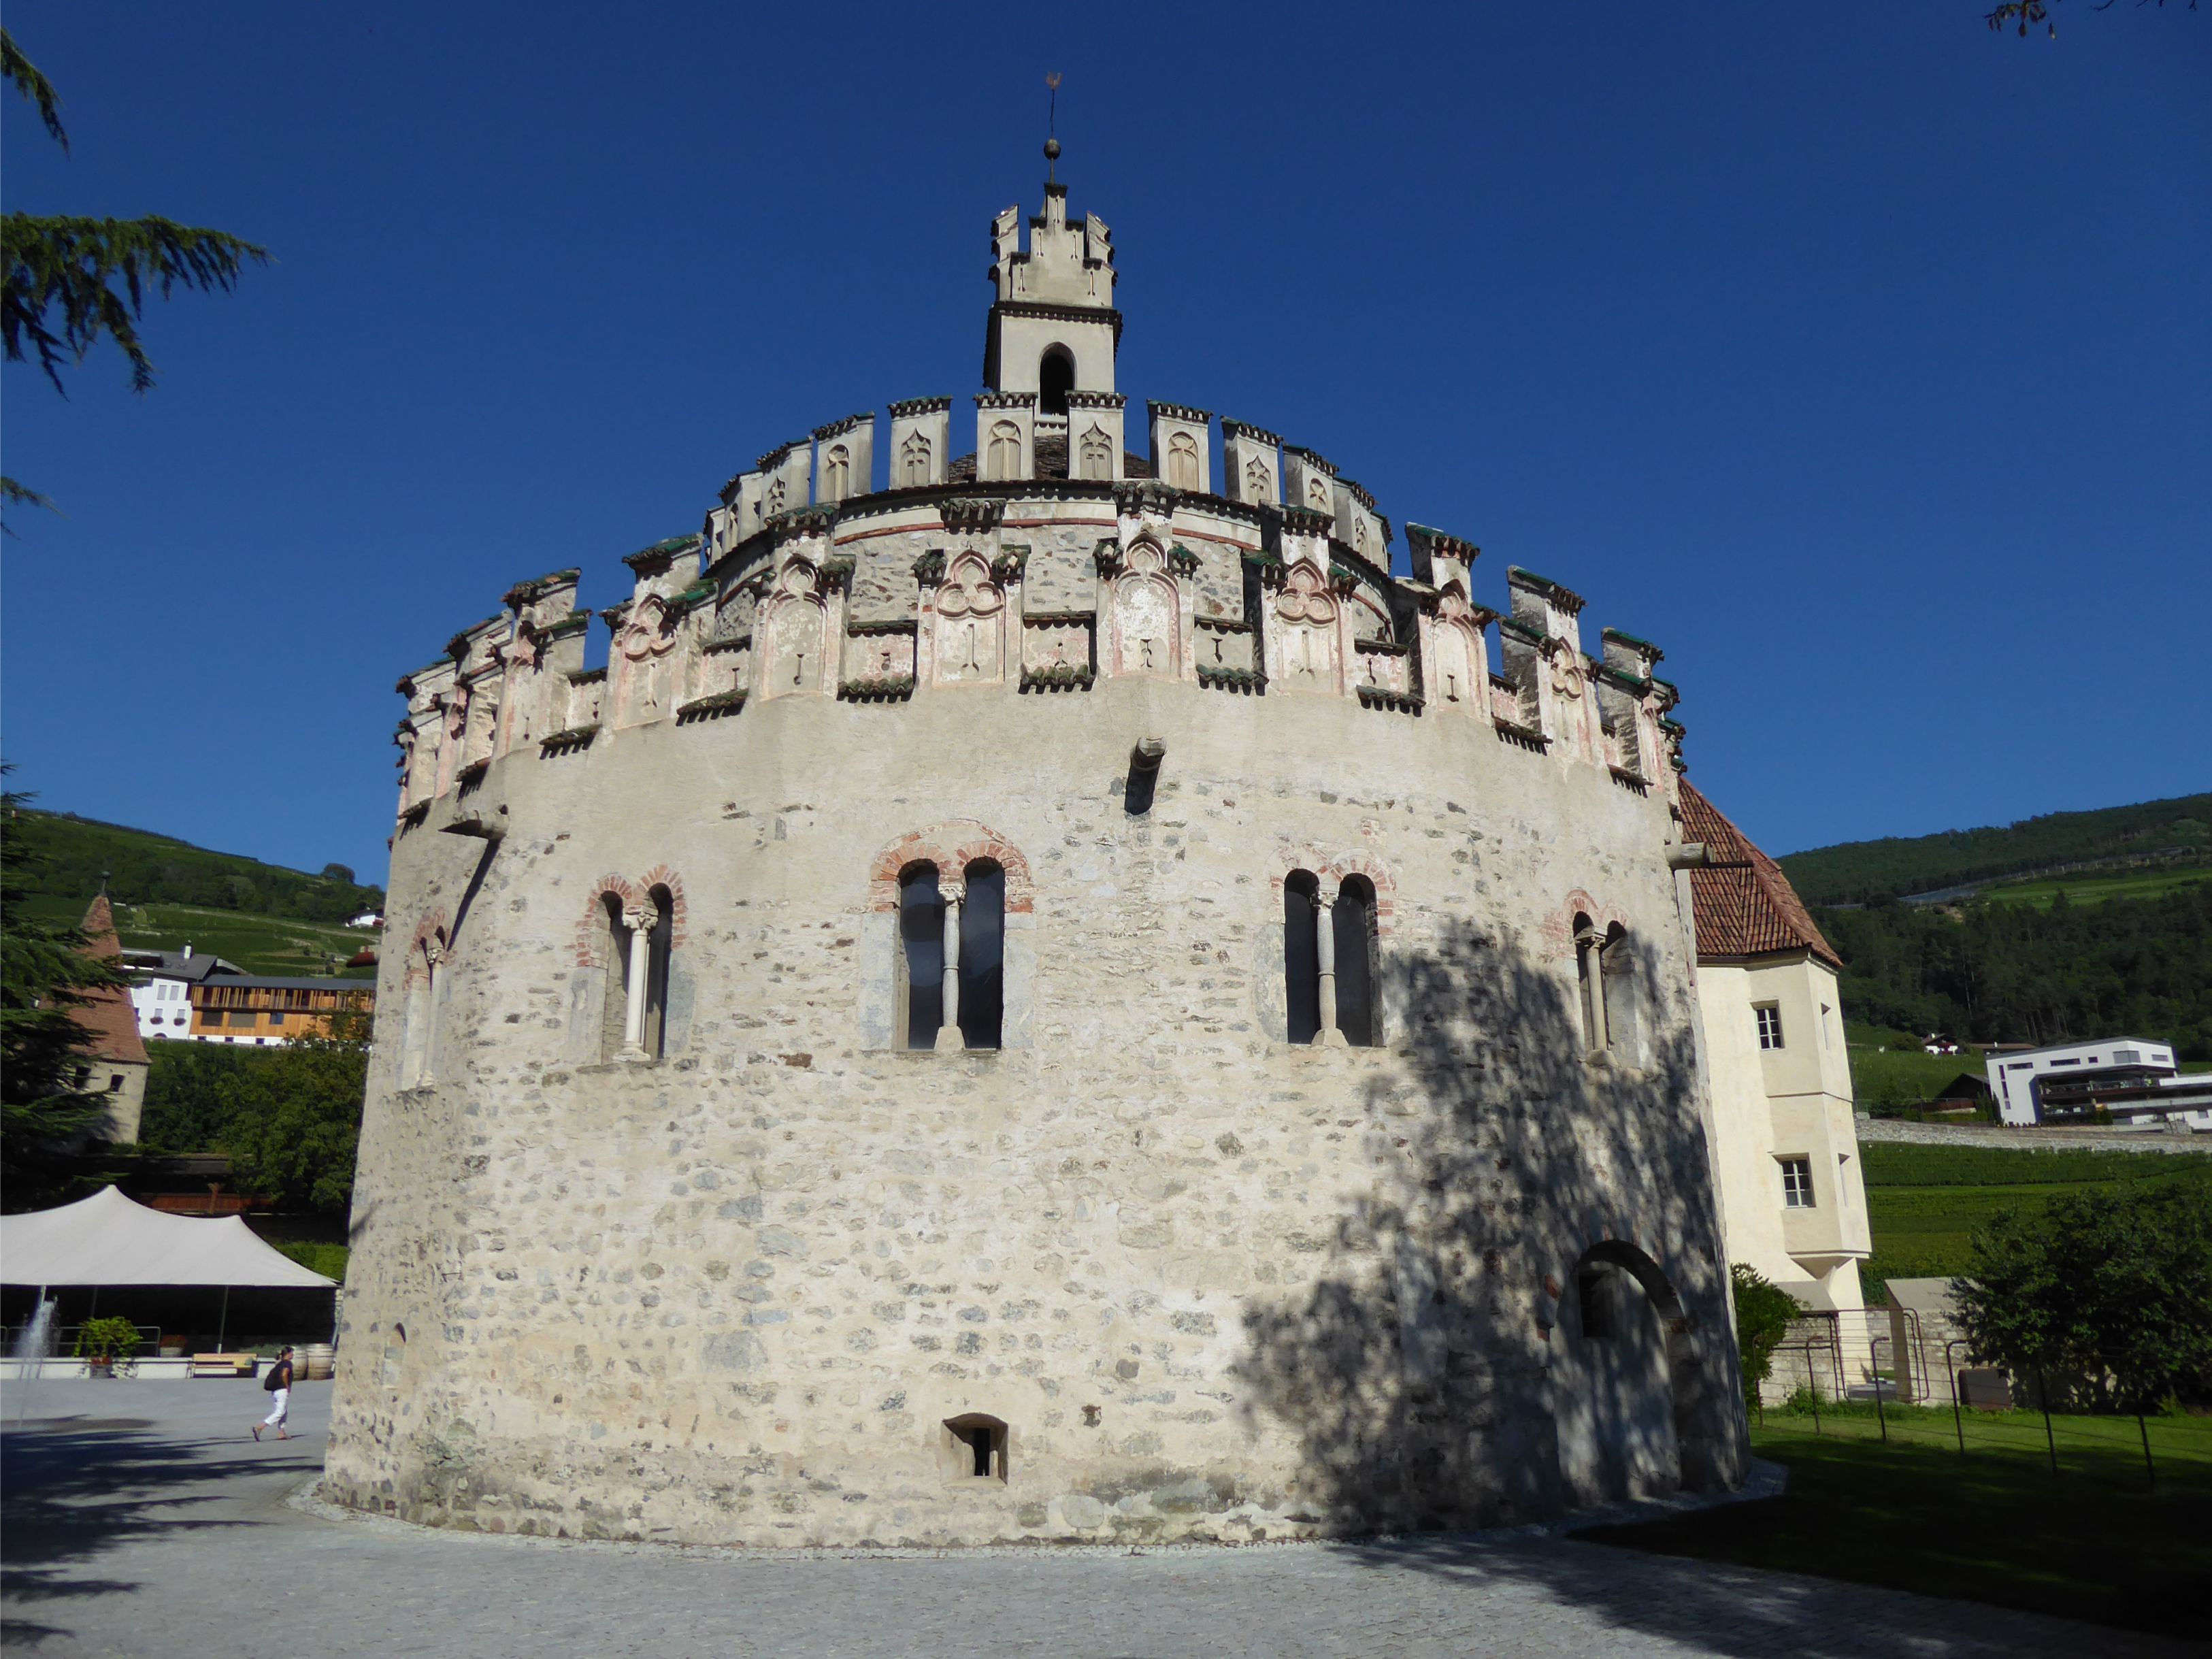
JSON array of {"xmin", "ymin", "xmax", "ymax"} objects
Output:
[{"xmin": 1680, "ymin": 783, "xmax": 1874, "ymax": 1390}]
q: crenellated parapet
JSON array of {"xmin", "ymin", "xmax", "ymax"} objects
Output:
[{"xmin": 391, "ymin": 467, "xmax": 1685, "ymax": 830}]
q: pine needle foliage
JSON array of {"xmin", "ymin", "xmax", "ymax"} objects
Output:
[
  {"xmin": 1, "ymin": 27, "xmax": 67, "ymax": 150},
  {"xmin": 1, "ymin": 775, "xmax": 131, "ymax": 1209},
  {"xmin": 4, "ymin": 214, "xmax": 268, "ymax": 395}
]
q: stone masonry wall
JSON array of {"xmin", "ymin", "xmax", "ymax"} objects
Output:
[{"xmin": 327, "ymin": 675, "xmax": 1750, "ymax": 1547}]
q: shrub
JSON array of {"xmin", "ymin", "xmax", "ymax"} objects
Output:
[
  {"xmin": 1732, "ymin": 1263, "xmax": 1804, "ymax": 1409},
  {"xmin": 73, "ymin": 1315, "xmax": 142, "ymax": 1361}
]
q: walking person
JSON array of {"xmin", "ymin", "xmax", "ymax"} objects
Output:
[{"xmin": 253, "ymin": 1346, "xmax": 295, "ymax": 1441}]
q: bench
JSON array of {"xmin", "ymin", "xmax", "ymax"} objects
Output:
[{"xmin": 191, "ymin": 1352, "xmax": 257, "ymax": 1378}]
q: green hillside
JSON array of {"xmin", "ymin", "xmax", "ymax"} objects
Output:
[
  {"xmin": 1779, "ymin": 793, "xmax": 2212, "ymax": 907},
  {"xmin": 6, "ymin": 808, "xmax": 382, "ymax": 925},
  {"xmin": 4, "ymin": 806, "xmax": 382, "ymax": 978},
  {"xmin": 1816, "ymin": 882, "xmax": 2211, "ymax": 1062}
]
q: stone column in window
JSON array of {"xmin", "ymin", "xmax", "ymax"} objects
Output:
[
  {"xmin": 1574, "ymin": 921, "xmax": 1610, "ymax": 1053},
  {"xmin": 936, "ymin": 878, "xmax": 965, "ymax": 1051},
  {"xmin": 1313, "ymin": 892, "xmax": 1347, "ymax": 1047},
  {"xmin": 421, "ymin": 942, "xmax": 448, "ymax": 1081},
  {"xmin": 621, "ymin": 905, "xmax": 653, "ymax": 1055}
]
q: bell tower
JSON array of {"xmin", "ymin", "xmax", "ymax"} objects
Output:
[{"xmin": 982, "ymin": 141, "xmax": 1121, "ymax": 411}]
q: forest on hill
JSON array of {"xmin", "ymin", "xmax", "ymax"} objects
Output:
[
  {"xmin": 1779, "ymin": 793, "xmax": 2212, "ymax": 906},
  {"xmin": 6, "ymin": 808, "xmax": 384, "ymax": 925},
  {"xmin": 1813, "ymin": 883, "xmax": 2212, "ymax": 1060}
]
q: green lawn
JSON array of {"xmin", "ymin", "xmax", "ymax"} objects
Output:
[
  {"xmin": 1847, "ymin": 1044, "xmax": 1989, "ymax": 1113},
  {"xmin": 25, "ymin": 896, "xmax": 374, "ymax": 979},
  {"xmin": 1583, "ymin": 1405, "xmax": 2212, "ymax": 1639},
  {"xmin": 273, "ymin": 1241, "xmax": 350, "ymax": 1280},
  {"xmin": 1979, "ymin": 861, "xmax": 2212, "ymax": 908}
]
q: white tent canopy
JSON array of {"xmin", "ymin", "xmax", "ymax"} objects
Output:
[{"xmin": 0, "ymin": 1186, "xmax": 337, "ymax": 1289}]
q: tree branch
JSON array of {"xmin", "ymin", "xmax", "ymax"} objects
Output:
[
  {"xmin": 0, "ymin": 27, "xmax": 67, "ymax": 151},
  {"xmin": 3, "ymin": 215, "xmax": 269, "ymax": 393}
]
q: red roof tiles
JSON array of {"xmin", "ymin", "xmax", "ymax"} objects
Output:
[
  {"xmin": 73, "ymin": 895, "xmax": 150, "ymax": 1067},
  {"xmin": 1677, "ymin": 782, "xmax": 1841, "ymax": 970}
]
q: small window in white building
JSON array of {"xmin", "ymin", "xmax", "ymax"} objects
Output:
[
  {"xmin": 1755, "ymin": 1003, "xmax": 1783, "ymax": 1051},
  {"xmin": 1780, "ymin": 1156, "xmax": 1815, "ymax": 1209}
]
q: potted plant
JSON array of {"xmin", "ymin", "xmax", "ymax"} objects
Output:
[{"xmin": 74, "ymin": 1316, "xmax": 142, "ymax": 1378}]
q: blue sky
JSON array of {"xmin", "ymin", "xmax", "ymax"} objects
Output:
[{"xmin": 4, "ymin": 1, "xmax": 2207, "ymax": 891}]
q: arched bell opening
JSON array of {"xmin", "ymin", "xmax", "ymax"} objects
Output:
[{"xmin": 1038, "ymin": 346, "xmax": 1075, "ymax": 416}]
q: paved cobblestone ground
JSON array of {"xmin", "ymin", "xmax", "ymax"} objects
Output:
[{"xmin": 3, "ymin": 1381, "xmax": 2188, "ymax": 1658}]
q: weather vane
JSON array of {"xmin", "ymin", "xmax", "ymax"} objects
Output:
[{"xmin": 1045, "ymin": 71, "xmax": 1062, "ymax": 183}]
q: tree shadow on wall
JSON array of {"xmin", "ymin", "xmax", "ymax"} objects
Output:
[{"xmin": 1235, "ymin": 919, "xmax": 1747, "ymax": 1541}]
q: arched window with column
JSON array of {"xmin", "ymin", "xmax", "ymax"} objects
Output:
[
  {"xmin": 958, "ymin": 859, "xmax": 1004, "ymax": 1049},
  {"xmin": 899, "ymin": 863, "xmax": 945, "ymax": 1050},
  {"xmin": 1283, "ymin": 870, "xmax": 1322, "ymax": 1045},
  {"xmin": 1333, "ymin": 875, "xmax": 1379, "ymax": 1047},
  {"xmin": 870, "ymin": 823, "xmax": 1034, "ymax": 1053}
]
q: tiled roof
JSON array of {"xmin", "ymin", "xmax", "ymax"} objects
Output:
[
  {"xmin": 1677, "ymin": 782, "xmax": 1841, "ymax": 969},
  {"xmin": 74, "ymin": 896, "xmax": 150, "ymax": 1067}
]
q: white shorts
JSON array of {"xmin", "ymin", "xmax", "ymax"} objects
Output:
[{"xmin": 263, "ymin": 1387, "xmax": 290, "ymax": 1427}]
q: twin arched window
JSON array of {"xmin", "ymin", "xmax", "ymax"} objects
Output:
[
  {"xmin": 1283, "ymin": 872, "xmax": 1379, "ymax": 1047},
  {"xmin": 899, "ymin": 860, "xmax": 1004, "ymax": 1051},
  {"xmin": 602, "ymin": 886, "xmax": 674, "ymax": 1060}
]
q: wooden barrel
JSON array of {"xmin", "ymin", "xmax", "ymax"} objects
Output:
[{"xmin": 296, "ymin": 1343, "xmax": 335, "ymax": 1380}]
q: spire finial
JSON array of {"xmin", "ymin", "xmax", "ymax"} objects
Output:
[{"xmin": 1044, "ymin": 72, "xmax": 1062, "ymax": 184}]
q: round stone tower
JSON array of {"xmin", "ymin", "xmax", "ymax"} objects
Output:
[{"xmin": 325, "ymin": 163, "xmax": 1751, "ymax": 1545}]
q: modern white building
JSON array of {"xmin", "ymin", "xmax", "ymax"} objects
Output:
[
  {"xmin": 1989, "ymin": 1036, "xmax": 2208, "ymax": 1130},
  {"xmin": 122, "ymin": 945, "xmax": 243, "ymax": 1042}
]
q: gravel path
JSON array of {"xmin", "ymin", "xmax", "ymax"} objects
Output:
[{"xmin": 3, "ymin": 1379, "xmax": 2189, "ymax": 1658}]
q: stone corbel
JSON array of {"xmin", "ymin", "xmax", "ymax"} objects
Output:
[{"xmin": 939, "ymin": 497, "xmax": 1004, "ymax": 536}]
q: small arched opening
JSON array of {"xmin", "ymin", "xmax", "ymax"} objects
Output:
[
  {"xmin": 958, "ymin": 859, "xmax": 1005, "ymax": 1051},
  {"xmin": 1283, "ymin": 870, "xmax": 1321, "ymax": 1045},
  {"xmin": 898, "ymin": 862, "xmax": 944, "ymax": 1050},
  {"xmin": 942, "ymin": 1412, "xmax": 1008, "ymax": 1482},
  {"xmin": 1038, "ymin": 346, "xmax": 1075, "ymax": 416},
  {"xmin": 1334, "ymin": 875, "xmax": 1379, "ymax": 1047},
  {"xmin": 640, "ymin": 884, "xmax": 675, "ymax": 1057},
  {"xmin": 1557, "ymin": 1239, "xmax": 1687, "ymax": 1507},
  {"xmin": 599, "ymin": 893, "xmax": 632, "ymax": 1061}
]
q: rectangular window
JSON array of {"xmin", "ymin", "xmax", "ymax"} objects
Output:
[
  {"xmin": 1755, "ymin": 1003, "xmax": 1783, "ymax": 1050},
  {"xmin": 1780, "ymin": 1156, "xmax": 1815, "ymax": 1209},
  {"xmin": 229, "ymin": 1010, "xmax": 258, "ymax": 1028},
  {"xmin": 267, "ymin": 1010, "xmax": 286, "ymax": 1027}
]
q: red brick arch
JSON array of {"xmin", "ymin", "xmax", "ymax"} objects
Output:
[
  {"xmin": 1268, "ymin": 850, "xmax": 1398, "ymax": 936},
  {"xmin": 573, "ymin": 875, "xmax": 640, "ymax": 968},
  {"xmin": 403, "ymin": 908, "xmax": 450, "ymax": 985},
  {"xmin": 1543, "ymin": 889, "xmax": 1633, "ymax": 962},
  {"xmin": 868, "ymin": 821, "xmax": 1034, "ymax": 914}
]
